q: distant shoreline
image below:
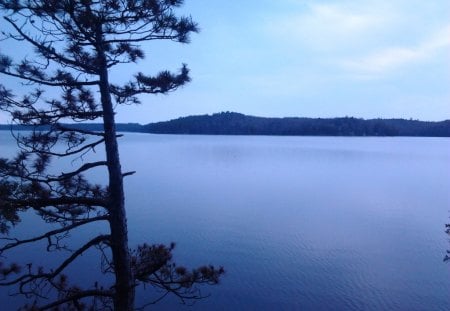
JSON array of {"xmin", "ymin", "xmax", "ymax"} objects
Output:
[{"xmin": 1, "ymin": 112, "xmax": 449, "ymax": 137}]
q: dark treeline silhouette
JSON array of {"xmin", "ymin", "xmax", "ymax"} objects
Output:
[
  {"xmin": 145, "ymin": 112, "xmax": 450, "ymax": 136},
  {"xmin": 3, "ymin": 112, "xmax": 449, "ymax": 137}
]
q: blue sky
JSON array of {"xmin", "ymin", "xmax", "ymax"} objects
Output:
[{"xmin": 1, "ymin": 0, "xmax": 449, "ymax": 123}]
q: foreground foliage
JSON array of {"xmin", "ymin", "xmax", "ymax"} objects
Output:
[{"xmin": 0, "ymin": 1, "xmax": 223, "ymax": 310}]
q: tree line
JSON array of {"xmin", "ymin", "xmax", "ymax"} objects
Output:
[
  {"xmin": 3, "ymin": 112, "xmax": 449, "ymax": 137},
  {"xmin": 145, "ymin": 112, "xmax": 450, "ymax": 136}
]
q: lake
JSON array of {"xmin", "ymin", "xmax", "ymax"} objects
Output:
[{"xmin": 1, "ymin": 132, "xmax": 450, "ymax": 310}]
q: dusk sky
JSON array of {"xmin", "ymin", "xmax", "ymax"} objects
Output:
[{"xmin": 1, "ymin": 0, "xmax": 449, "ymax": 123}]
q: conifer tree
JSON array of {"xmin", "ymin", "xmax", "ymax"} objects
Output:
[{"xmin": 0, "ymin": 1, "xmax": 223, "ymax": 310}]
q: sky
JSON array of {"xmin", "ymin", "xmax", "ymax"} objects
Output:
[{"xmin": 1, "ymin": 0, "xmax": 449, "ymax": 123}]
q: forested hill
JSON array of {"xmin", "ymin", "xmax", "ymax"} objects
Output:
[
  {"xmin": 1, "ymin": 112, "xmax": 450, "ymax": 136},
  {"xmin": 144, "ymin": 112, "xmax": 450, "ymax": 137}
]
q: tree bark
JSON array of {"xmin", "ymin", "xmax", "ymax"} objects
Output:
[{"xmin": 97, "ymin": 33, "xmax": 135, "ymax": 310}]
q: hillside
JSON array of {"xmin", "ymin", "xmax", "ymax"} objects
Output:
[
  {"xmin": 1, "ymin": 112, "xmax": 450, "ymax": 137},
  {"xmin": 143, "ymin": 112, "xmax": 450, "ymax": 137}
]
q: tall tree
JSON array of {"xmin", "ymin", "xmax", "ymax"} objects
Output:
[{"xmin": 0, "ymin": 1, "xmax": 223, "ymax": 310}]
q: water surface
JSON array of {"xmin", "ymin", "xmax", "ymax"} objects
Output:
[{"xmin": 1, "ymin": 133, "xmax": 449, "ymax": 310}]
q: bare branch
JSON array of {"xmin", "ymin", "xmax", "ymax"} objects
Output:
[
  {"xmin": 0, "ymin": 69, "xmax": 99, "ymax": 87},
  {"xmin": 4, "ymin": 196, "xmax": 107, "ymax": 209},
  {"xmin": 0, "ymin": 216, "xmax": 108, "ymax": 253},
  {"xmin": 55, "ymin": 123, "xmax": 105, "ymax": 137},
  {"xmin": 37, "ymin": 137, "xmax": 105, "ymax": 157},
  {"xmin": 122, "ymin": 171, "xmax": 136, "ymax": 178},
  {"xmin": 0, "ymin": 235, "xmax": 110, "ymax": 287},
  {"xmin": 38, "ymin": 289, "xmax": 114, "ymax": 311},
  {"xmin": 4, "ymin": 17, "xmax": 98, "ymax": 74},
  {"xmin": 54, "ymin": 161, "xmax": 107, "ymax": 181}
]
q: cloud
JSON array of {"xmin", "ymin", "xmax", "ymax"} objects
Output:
[
  {"xmin": 340, "ymin": 24, "xmax": 450, "ymax": 77},
  {"xmin": 264, "ymin": 2, "xmax": 392, "ymax": 51}
]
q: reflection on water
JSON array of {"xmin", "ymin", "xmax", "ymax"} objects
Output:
[{"xmin": 1, "ymin": 133, "xmax": 450, "ymax": 310}]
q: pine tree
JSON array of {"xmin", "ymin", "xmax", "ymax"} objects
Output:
[{"xmin": 0, "ymin": 1, "xmax": 223, "ymax": 310}]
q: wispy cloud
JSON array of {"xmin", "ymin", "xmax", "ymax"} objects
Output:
[
  {"xmin": 340, "ymin": 24, "xmax": 450, "ymax": 77},
  {"xmin": 264, "ymin": 2, "xmax": 393, "ymax": 51}
]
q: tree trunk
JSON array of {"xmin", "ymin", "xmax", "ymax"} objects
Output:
[{"xmin": 98, "ymin": 52, "xmax": 135, "ymax": 310}]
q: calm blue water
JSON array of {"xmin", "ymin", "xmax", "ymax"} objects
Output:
[{"xmin": 1, "ymin": 132, "xmax": 450, "ymax": 310}]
